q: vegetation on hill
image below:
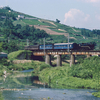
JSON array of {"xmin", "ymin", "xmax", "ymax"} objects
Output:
[
  {"xmin": 0, "ymin": 6, "xmax": 100, "ymax": 53},
  {"xmin": 0, "ymin": 7, "xmax": 50, "ymax": 53}
]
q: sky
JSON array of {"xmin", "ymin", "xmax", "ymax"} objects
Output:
[{"xmin": 0, "ymin": 0, "xmax": 100, "ymax": 30}]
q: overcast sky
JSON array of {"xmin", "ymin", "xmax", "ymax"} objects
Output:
[{"xmin": 0, "ymin": 0, "xmax": 100, "ymax": 30}]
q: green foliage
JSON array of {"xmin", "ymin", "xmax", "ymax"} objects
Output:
[
  {"xmin": 22, "ymin": 19, "xmax": 47, "ymax": 26},
  {"xmin": 33, "ymin": 62, "xmax": 51, "ymax": 75},
  {"xmin": 68, "ymin": 64, "xmax": 93, "ymax": 79},
  {"xmin": 68, "ymin": 56, "xmax": 100, "ymax": 79},
  {"xmin": 39, "ymin": 66, "xmax": 98, "ymax": 89},
  {"xmin": 0, "ymin": 7, "xmax": 100, "ymax": 50},
  {"xmin": 2, "ymin": 41, "xmax": 19, "ymax": 53},
  {"xmin": 0, "ymin": 42, "xmax": 2, "ymax": 52},
  {"xmin": 7, "ymin": 62, "xmax": 33, "ymax": 71},
  {"xmin": 39, "ymin": 66, "xmax": 68, "ymax": 84},
  {"xmin": 1, "ymin": 18, "xmax": 49, "ymax": 41},
  {"xmin": 56, "ymin": 19, "xmax": 60, "ymax": 23},
  {"xmin": 92, "ymin": 92, "xmax": 100, "ymax": 98},
  {"xmin": 0, "ymin": 58, "xmax": 10, "ymax": 66},
  {"xmin": 39, "ymin": 63, "xmax": 51, "ymax": 71},
  {"xmin": 8, "ymin": 50, "xmax": 32, "ymax": 60},
  {"xmin": 4, "ymin": 18, "xmax": 14, "ymax": 29},
  {"xmin": 0, "ymin": 92, "xmax": 4, "ymax": 100},
  {"xmin": 50, "ymin": 35, "xmax": 67, "ymax": 43}
]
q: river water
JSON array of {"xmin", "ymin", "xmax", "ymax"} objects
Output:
[{"xmin": 1, "ymin": 70, "xmax": 100, "ymax": 100}]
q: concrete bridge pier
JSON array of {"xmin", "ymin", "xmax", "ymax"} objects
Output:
[
  {"xmin": 45, "ymin": 55, "xmax": 51, "ymax": 65},
  {"xmin": 87, "ymin": 55, "xmax": 91, "ymax": 58},
  {"xmin": 57, "ymin": 55, "xmax": 62, "ymax": 66},
  {"xmin": 70, "ymin": 54, "xmax": 75, "ymax": 66}
]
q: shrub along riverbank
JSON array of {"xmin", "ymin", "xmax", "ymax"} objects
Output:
[
  {"xmin": 0, "ymin": 92, "xmax": 4, "ymax": 100},
  {"xmin": 37, "ymin": 56, "xmax": 100, "ymax": 97}
]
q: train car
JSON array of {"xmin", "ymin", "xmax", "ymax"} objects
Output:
[
  {"xmin": 24, "ymin": 45, "xmax": 39, "ymax": 50},
  {"xmin": 24, "ymin": 42, "xmax": 95, "ymax": 51},
  {"xmin": 54, "ymin": 43, "xmax": 78, "ymax": 50},
  {"xmin": 39, "ymin": 44, "xmax": 53, "ymax": 50}
]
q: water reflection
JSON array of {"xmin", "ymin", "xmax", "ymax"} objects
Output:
[
  {"xmin": 0, "ymin": 70, "xmax": 99, "ymax": 100},
  {"xmin": 20, "ymin": 69, "xmax": 33, "ymax": 73},
  {"xmin": 3, "ymin": 88, "xmax": 99, "ymax": 100}
]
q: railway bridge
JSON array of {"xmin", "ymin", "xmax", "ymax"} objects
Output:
[{"xmin": 25, "ymin": 48, "xmax": 100, "ymax": 66}]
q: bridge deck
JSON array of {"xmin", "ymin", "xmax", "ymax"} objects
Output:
[{"xmin": 32, "ymin": 50, "xmax": 100, "ymax": 56}]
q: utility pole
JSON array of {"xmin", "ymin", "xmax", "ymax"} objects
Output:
[
  {"xmin": 8, "ymin": 37, "xmax": 10, "ymax": 43},
  {"xmin": 44, "ymin": 38, "xmax": 45, "ymax": 55},
  {"xmin": 26, "ymin": 39, "xmax": 29, "ymax": 46},
  {"xmin": 44, "ymin": 38, "xmax": 45, "ymax": 61},
  {"xmin": 68, "ymin": 34, "xmax": 69, "ymax": 52}
]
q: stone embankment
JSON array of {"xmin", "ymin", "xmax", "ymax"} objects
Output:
[
  {"xmin": 33, "ymin": 80, "xmax": 47, "ymax": 85},
  {"xmin": 0, "ymin": 88, "xmax": 25, "ymax": 91},
  {"xmin": 12, "ymin": 60, "xmax": 32, "ymax": 64}
]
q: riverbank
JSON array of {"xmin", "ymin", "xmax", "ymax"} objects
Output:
[
  {"xmin": 0, "ymin": 92, "xmax": 3, "ymax": 100},
  {"xmin": 39, "ymin": 66, "xmax": 98, "ymax": 89},
  {"xmin": 0, "ymin": 69, "xmax": 99, "ymax": 100},
  {"xmin": 1, "ymin": 50, "xmax": 100, "ymax": 98},
  {"xmin": 34, "ymin": 56, "xmax": 100, "ymax": 97}
]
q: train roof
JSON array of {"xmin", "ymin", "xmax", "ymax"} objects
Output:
[
  {"xmin": 39, "ymin": 43, "xmax": 53, "ymax": 45},
  {"xmin": 54, "ymin": 43, "xmax": 74, "ymax": 45}
]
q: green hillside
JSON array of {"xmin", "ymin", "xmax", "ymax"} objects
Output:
[{"xmin": 0, "ymin": 6, "xmax": 100, "ymax": 53}]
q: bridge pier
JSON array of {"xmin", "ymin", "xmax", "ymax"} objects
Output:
[
  {"xmin": 57, "ymin": 55, "xmax": 62, "ymax": 66},
  {"xmin": 70, "ymin": 54, "xmax": 75, "ymax": 66},
  {"xmin": 45, "ymin": 55, "xmax": 51, "ymax": 65},
  {"xmin": 87, "ymin": 55, "xmax": 91, "ymax": 58}
]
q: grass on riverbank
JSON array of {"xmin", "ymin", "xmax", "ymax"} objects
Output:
[
  {"xmin": 0, "ymin": 92, "xmax": 4, "ymax": 100},
  {"xmin": 39, "ymin": 66, "xmax": 98, "ymax": 89},
  {"xmin": 8, "ymin": 50, "xmax": 32, "ymax": 60},
  {"xmin": 38, "ymin": 56, "xmax": 100, "ymax": 89},
  {"xmin": 92, "ymin": 92, "xmax": 100, "ymax": 98},
  {"xmin": 33, "ymin": 56, "xmax": 100, "ymax": 98}
]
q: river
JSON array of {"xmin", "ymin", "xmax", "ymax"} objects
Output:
[{"xmin": 0, "ymin": 70, "xmax": 100, "ymax": 100}]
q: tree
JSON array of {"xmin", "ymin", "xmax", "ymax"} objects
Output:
[
  {"xmin": 15, "ymin": 24, "xmax": 21, "ymax": 30},
  {"xmin": 56, "ymin": 19, "xmax": 60, "ymax": 23},
  {"xmin": 0, "ymin": 42, "xmax": 2, "ymax": 52},
  {"xmin": 4, "ymin": 18, "xmax": 14, "ymax": 29},
  {"xmin": 2, "ymin": 41, "xmax": 19, "ymax": 53}
]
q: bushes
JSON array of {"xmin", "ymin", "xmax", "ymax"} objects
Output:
[
  {"xmin": 92, "ymin": 92, "xmax": 100, "ymax": 98},
  {"xmin": 39, "ymin": 66, "xmax": 68, "ymax": 85},
  {"xmin": 68, "ymin": 56, "xmax": 100, "ymax": 79},
  {"xmin": 0, "ymin": 92, "xmax": 4, "ymax": 100},
  {"xmin": 38, "ymin": 56, "xmax": 100, "ymax": 89},
  {"xmin": 39, "ymin": 64, "xmax": 51, "ymax": 71},
  {"xmin": 68, "ymin": 64, "xmax": 93, "ymax": 79},
  {"xmin": 0, "ymin": 58, "xmax": 10, "ymax": 66},
  {"xmin": 39, "ymin": 66, "xmax": 98, "ymax": 89}
]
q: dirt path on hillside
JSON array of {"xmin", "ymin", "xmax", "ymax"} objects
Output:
[
  {"xmin": 29, "ymin": 25, "xmax": 77, "ymax": 39},
  {"xmin": 38, "ymin": 19, "xmax": 57, "ymax": 26},
  {"xmin": 33, "ymin": 25, "xmax": 69, "ymax": 37},
  {"xmin": 72, "ymin": 28, "xmax": 81, "ymax": 32}
]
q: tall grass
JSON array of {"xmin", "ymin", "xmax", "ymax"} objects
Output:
[
  {"xmin": 0, "ymin": 92, "xmax": 4, "ymax": 100},
  {"xmin": 8, "ymin": 50, "xmax": 32, "ymax": 60},
  {"xmin": 38, "ymin": 56, "xmax": 100, "ymax": 90}
]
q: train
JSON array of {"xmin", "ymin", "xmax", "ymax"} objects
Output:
[{"xmin": 25, "ymin": 42, "xmax": 95, "ymax": 51}]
